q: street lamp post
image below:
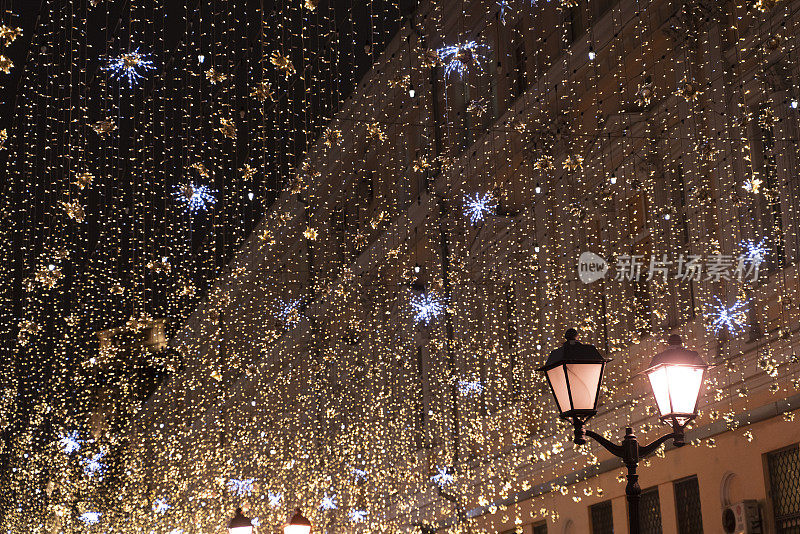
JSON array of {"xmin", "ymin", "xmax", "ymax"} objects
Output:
[{"xmin": 538, "ymin": 330, "xmax": 707, "ymax": 534}]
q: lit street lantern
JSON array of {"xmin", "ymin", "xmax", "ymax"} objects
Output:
[
  {"xmin": 284, "ymin": 509, "xmax": 312, "ymax": 534},
  {"xmin": 227, "ymin": 508, "xmax": 254, "ymax": 534},
  {"xmin": 537, "ymin": 327, "xmax": 609, "ymax": 443},
  {"xmin": 645, "ymin": 334, "xmax": 708, "ymax": 440},
  {"xmin": 539, "ymin": 330, "xmax": 707, "ymax": 534}
]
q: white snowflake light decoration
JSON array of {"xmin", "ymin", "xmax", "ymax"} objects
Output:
[
  {"xmin": 457, "ymin": 379, "xmax": 484, "ymax": 396},
  {"xmin": 410, "ymin": 291, "xmax": 445, "ymax": 325},
  {"xmin": 103, "ymin": 48, "xmax": 155, "ymax": 87},
  {"xmin": 276, "ymin": 297, "xmax": 303, "ymax": 327},
  {"xmin": 79, "ymin": 512, "xmax": 101, "ymax": 526},
  {"xmin": 463, "ymin": 192, "xmax": 497, "ymax": 225},
  {"xmin": 153, "ymin": 498, "xmax": 170, "ymax": 514},
  {"xmin": 320, "ymin": 493, "xmax": 338, "ymax": 510},
  {"xmin": 741, "ymin": 238, "xmax": 769, "ymax": 264},
  {"xmin": 59, "ymin": 431, "xmax": 81, "ymax": 454},
  {"xmin": 82, "ymin": 452, "xmax": 105, "ymax": 478},
  {"xmin": 268, "ymin": 491, "xmax": 282, "ymax": 507},
  {"xmin": 351, "ymin": 467, "xmax": 368, "ymax": 481},
  {"xmin": 742, "ymin": 176, "xmax": 762, "ymax": 194},
  {"xmin": 431, "ymin": 466, "xmax": 454, "ymax": 487},
  {"xmin": 497, "ymin": 0, "xmax": 511, "ymax": 23},
  {"xmin": 175, "ymin": 184, "xmax": 216, "ymax": 213},
  {"xmin": 349, "ymin": 509, "xmax": 368, "ymax": 522},
  {"xmin": 227, "ymin": 478, "xmax": 255, "ymax": 496},
  {"xmin": 436, "ymin": 41, "xmax": 487, "ymax": 79},
  {"xmin": 705, "ymin": 296, "xmax": 751, "ymax": 335}
]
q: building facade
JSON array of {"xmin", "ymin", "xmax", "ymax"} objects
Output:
[{"xmin": 129, "ymin": 0, "xmax": 800, "ymax": 532}]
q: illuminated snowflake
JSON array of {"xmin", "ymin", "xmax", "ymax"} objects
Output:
[
  {"xmin": 742, "ymin": 176, "xmax": 762, "ymax": 194},
  {"xmin": 153, "ymin": 498, "xmax": 170, "ymax": 513},
  {"xmin": 351, "ymin": 467, "xmax": 368, "ymax": 481},
  {"xmin": 431, "ymin": 466, "xmax": 454, "ymax": 487},
  {"xmin": 497, "ymin": 0, "xmax": 511, "ymax": 23},
  {"xmin": 276, "ymin": 297, "xmax": 303, "ymax": 327},
  {"xmin": 704, "ymin": 296, "xmax": 751, "ymax": 335},
  {"xmin": 463, "ymin": 192, "xmax": 497, "ymax": 224},
  {"xmin": 740, "ymin": 238, "xmax": 769, "ymax": 264},
  {"xmin": 457, "ymin": 379, "xmax": 484, "ymax": 396},
  {"xmin": 436, "ymin": 41, "xmax": 487, "ymax": 79},
  {"xmin": 349, "ymin": 509, "xmax": 368, "ymax": 522},
  {"xmin": 228, "ymin": 478, "xmax": 255, "ymax": 496},
  {"xmin": 268, "ymin": 491, "xmax": 282, "ymax": 507},
  {"xmin": 79, "ymin": 512, "xmax": 101, "ymax": 525},
  {"xmin": 410, "ymin": 291, "xmax": 445, "ymax": 325},
  {"xmin": 174, "ymin": 183, "xmax": 216, "ymax": 213},
  {"xmin": 320, "ymin": 493, "xmax": 338, "ymax": 510},
  {"xmin": 59, "ymin": 431, "xmax": 81, "ymax": 454},
  {"xmin": 103, "ymin": 48, "xmax": 155, "ymax": 87},
  {"xmin": 82, "ymin": 452, "xmax": 105, "ymax": 477}
]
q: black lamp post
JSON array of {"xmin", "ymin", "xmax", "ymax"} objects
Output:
[{"xmin": 538, "ymin": 330, "xmax": 707, "ymax": 534}]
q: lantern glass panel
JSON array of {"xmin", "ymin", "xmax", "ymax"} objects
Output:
[
  {"xmin": 565, "ymin": 363, "xmax": 603, "ymax": 411},
  {"xmin": 647, "ymin": 364, "xmax": 704, "ymax": 422},
  {"xmin": 284, "ymin": 526, "xmax": 311, "ymax": 534},
  {"xmin": 546, "ymin": 365, "xmax": 570, "ymax": 413},
  {"xmin": 230, "ymin": 527, "xmax": 253, "ymax": 534}
]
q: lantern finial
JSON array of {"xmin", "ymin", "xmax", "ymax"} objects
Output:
[
  {"xmin": 565, "ymin": 328, "xmax": 578, "ymax": 341},
  {"xmin": 667, "ymin": 333, "xmax": 682, "ymax": 346}
]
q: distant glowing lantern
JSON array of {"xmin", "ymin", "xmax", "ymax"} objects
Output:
[
  {"xmin": 227, "ymin": 508, "xmax": 253, "ymax": 534},
  {"xmin": 284, "ymin": 509, "xmax": 311, "ymax": 534}
]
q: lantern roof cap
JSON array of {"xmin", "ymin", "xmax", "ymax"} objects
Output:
[
  {"xmin": 538, "ymin": 328, "xmax": 608, "ymax": 372},
  {"xmin": 287, "ymin": 509, "xmax": 312, "ymax": 527},
  {"xmin": 647, "ymin": 334, "xmax": 707, "ymax": 369},
  {"xmin": 228, "ymin": 508, "xmax": 253, "ymax": 529}
]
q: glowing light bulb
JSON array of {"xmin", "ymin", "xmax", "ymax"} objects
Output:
[
  {"xmin": 609, "ymin": 175, "xmax": 617, "ymax": 185},
  {"xmin": 588, "ymin": 50, "xmax": 596, "ymax": 60},
  {"xmin": 791, "ymin": 99, "xmax": 799, "ymax": 109},
  {"xmin": 408, "ymin": 84, "xmax": 416, "ymax": 98},
  {"xmin": 248, "ymin": 191, "xmax": 254, "ymax": 201},
  {"xmin": 198, "ymin": 54, "xmax": 205, "ymax": 64},
  {"xmin": 534, "ymin": 184, "xmax": 542, "ymax": 194}
]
